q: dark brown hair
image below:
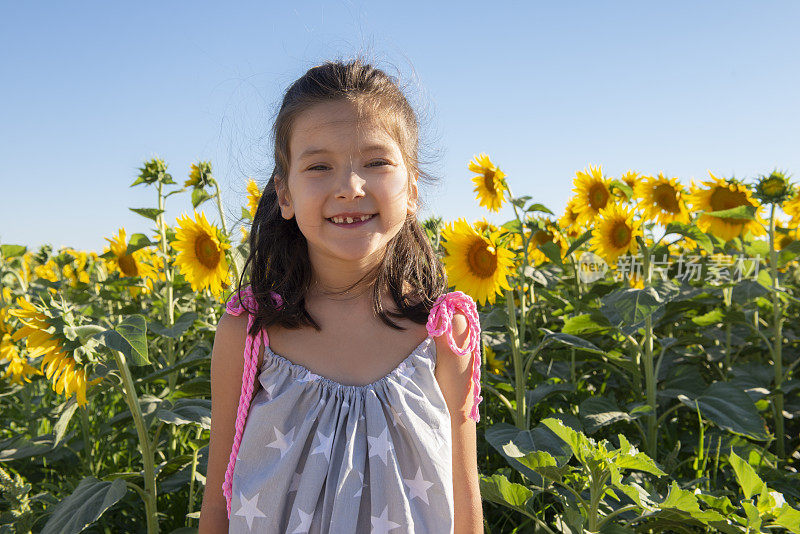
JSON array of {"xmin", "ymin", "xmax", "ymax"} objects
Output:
[{"xmin": 233, "ymin": 55, "xmax": 448, "ymax": 337}]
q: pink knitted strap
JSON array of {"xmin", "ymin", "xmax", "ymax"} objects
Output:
[
  {"xmin": 220, "ymin": 285, "xmax": 282, "ymax": 518},
  {"xmin": 426, "ymin": 290, "xmax": 483, "ymax": 423}
]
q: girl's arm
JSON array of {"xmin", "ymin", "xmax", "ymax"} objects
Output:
[
  {"xmin": 198, "ymin": 312, "xmax": 249, "ymax": 532},
  {"xmin": 433, "ymin": 311, "xmax": 484, "ymax": 534}
]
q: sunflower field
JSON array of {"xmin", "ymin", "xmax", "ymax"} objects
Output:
[{"xmin": 1, "ymin": 156, "xmax": 800, "ymax": 533}]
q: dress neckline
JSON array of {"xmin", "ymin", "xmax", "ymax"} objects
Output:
[{"xmin": 261, "ymin": 334, "xmax": 435, "ymax": 392}]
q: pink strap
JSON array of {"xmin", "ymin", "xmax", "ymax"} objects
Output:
[
  {"xmin": 221, "ymin": 285, "xmax": 282, "ymax": 518},
  {"xmin": 426, "ymin": 291, "xmax": 483, "ymax": 423}
]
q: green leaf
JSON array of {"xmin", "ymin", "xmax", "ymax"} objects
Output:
[
  {"xmin": 728, "ymin": 449, "xmax": 765, "ymax": 499},
  {"xmin": 40, "ymin": 477, "xmax": 127, "ymax": 534},
  {"xmin": 527, "ymin": 382, "xmax": 576, "ymax": 406},
  {"xmin": 156, "ymin": 398, "xmax": 212, "ymax": 429},
  {"xmin": 538, "ymin": 241, "xmax": 564, "ymax": 268},
  {"xmin": 127, "ymin": 233, "xmax": 158, "ymax": 253},
  {"xmin": 692, "ymin": 308, "xmax": 725, "ymax": 326},
  {"xmin": 564, "ymin": 229, "xmax": 593, "ymax": 258},
  {"xmin": 136, "ymin": 347, "xmax": 209, "ymax": 385},
  {"xmin": 0, "ymin": 434, "xmax": 55, "ymax": 460},
  {"xmin": 561, "ymin": 313, "xmax": 611, "ymax": 336},
  {"xmin": 659, "ymin": 481, "xmax": 727, "ymax": 524},
  {"xmin": 778, "ymin": 240, "xmax": 800, "ymax": 267},
  {"xmin": 149, "ymin": 312, "xmax": 198, "ymax": 339},
  {"xmin": 701, "ymin": 204, "xmax": 757, "ymax": 221},
  {"xmin": 129, "ymin": 208, "xmax": 164, "ymax": 222},
  {"xmin": 580, "ymin": 397, "xmax": 634, "ymax": 434},
  {"xmin": 541, "ymin": 418, "xmax": 588, "ymax": 463},
  {"xmin": 0, "ymin": 244, "xmax": 27, "ymax": 258},
  {"xmin": 678, "ymin": 383, "xmax": 769, "ymax": 441},
  {"xmin": 526, "ymin": 202, "xmax": 555, "ymax": 215},
  {"xmin": 479, "ymin": 473, "xmax": 534, "ymax": 511},
  {"xmin": 54, "ymin": 400, "xmax": 80, "ymax": 447},
  {"xmin": 538, "ymin": 329, "xmax": 606, "ymax": 356},
  {"xmin": 663, "ymin": 221, "xmax": 714, "ymax": 254},
  {"xmin": 94, "ymin": 315, "xmax": 149, "ymax": 366},
  {"xmin": 599, "ymin": 286, "xmax": 664, "ymax": 336},
  {"xmin": 774, "ymin": 504, "xmax": 800, "ymax": 533},
  {"xmin": 485, "ymin": 422, "xmax": 572, "ymax": 485},
  {"xmin": 191, "ymin": 188, "xmax": 213, "ymax": 208}
]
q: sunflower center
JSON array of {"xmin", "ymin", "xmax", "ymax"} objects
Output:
[
  {"xmin": 118, "ymin": 254, "xmax": 139, "ymax": 277},
  {"xmin": 653, "ymin": 184, "xmax": 680, "ymax": 213},
  {"xmin": 467, "ymin": 240, "xmax": 498, "ymax": 278},
  {"xmin": 763, "ymin": 177, "xmax": 785, "ymax": 196},
  {"xmin": 589, "ymin": 184, "xmax": 609, "ymax": 210},
  {"xmin": 533, "ymin": 230, "xmax": 554, "ymax": 245},
  {"xmin": 194, "ymin": 235, "xmax": 221, "ymax": 269},
  {"xmin": 610, "ymin": 221, "xmax": 632, "ymax": 248},
  {"xmin": 483, "ymin": 170, "xmax": 497, "ymax": 194},
  {"xmin": 709, "ymin": 187, "xmax": 748, "ymax": 215}
]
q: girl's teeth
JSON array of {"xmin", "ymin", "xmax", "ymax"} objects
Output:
[{"xmin": 331, "ymin": 214, "xmax": 373, "ymax": 224}]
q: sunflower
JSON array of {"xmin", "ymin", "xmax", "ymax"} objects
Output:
[
  {"xmin": 472, "ymin": 218, "xmax": 499, "ymax": 237},
  {"xmin": 776, "ymin": 227, "xmax": 799, "ymax": 252},
  {"xmin": 174, "ymin": 211, "xmax": 231, "ymax": 297},
  {"xmin": 590, "ymin": 203, "xmax": 642, "ymax": 266},
  {"xmin": 558, "ymin": 197, "xmax": 585, "ymax": 239},
  {"xmin": 441, "ymin": 218, "xmax": 514, "ymax": 306},
  {"xmin": 33, "ymin": 259, "xmax": 59, "ymax": 283},
  {"xmin": 484, "ymin": 344, "xmax": 506, "ymax": 375},
  {"xmin": 635, "ymin": 172, "xmax": 691, "ymax": 227},
  {"xmin": 782, "ymin": 186, "xmax": 800, "ymax": 224},
  {"xmin": 246, "ymin": 178, "xmax": 262, "ymax": 218},
  {"xmin": 513, "ymin": 218, "xmax": 568, "ymax": 267},
  {"xmin": 8, "ymin": 298, "xmax": 97, "ymax": 405},
  {"xmin": 103, "ymin": 228, "xmax": 159, "ymax": 296},
  {"xmin": 572, "ymin": 164, "xmax": 612, "ymax": 227},
  {"xmin": 686, "ymin": 172, "xmax": 768, "ymax": 242},
  {"xmin": 61, "ymin": 248, "xmax": 91, "ymax": 288},
  {"xmin": 185, "ymin": 161, "xmax": 213, "ymax": 189},
  {"xmin": 469, "ymin": 154, "xmax": 508, "ymax": 212},
  {"xmin": 614, "ymin": 170, "xmax": 640, "ymax": 202}
]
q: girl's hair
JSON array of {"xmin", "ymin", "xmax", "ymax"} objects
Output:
[{"xmin": 234, "ymin": 55, "xmax": 448, "ymax": 337}]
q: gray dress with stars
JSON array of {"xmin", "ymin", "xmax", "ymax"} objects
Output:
[{"xmin": 223, "ymin": 287, "xmax": 483, "ymax": 534}]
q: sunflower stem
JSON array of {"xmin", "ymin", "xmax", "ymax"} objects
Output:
[
  {"xmin": 112, "ymin": 348, "xmax": 159, "ymax": 533},
  {"xmin": 768, "ymin": 204, "xmax": 786, "ymax": 460},
  {"xmin": 505, "ymin": 289, "xmax": 525, "ymax": 429},
  {"xmin": 641, "ymin": 245, "xmax": 658, "ymax": 460},
  {"xmin": 156, "ymin": 181, "xmax": 178, "ymax": 394}
]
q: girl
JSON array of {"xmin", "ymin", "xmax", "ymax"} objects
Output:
[{"xmin": 199, "ymin": 57, "xmax": 484, "ymax": 534}]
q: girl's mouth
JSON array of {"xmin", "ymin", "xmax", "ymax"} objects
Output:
[{"xmin": 326, "ymin": 214, "xmax": 377, "ymax": 228}]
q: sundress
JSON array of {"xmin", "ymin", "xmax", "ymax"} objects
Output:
[{"xmin": 220, "ymin": 285, "xmax": 483, "ymax": 533}]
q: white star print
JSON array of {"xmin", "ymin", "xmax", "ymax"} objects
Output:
[
  {"xmin": 367, "ymin": 427, "xmax": 394, "ymax": 465},
  {"xmin": 389, "ymin": 404, "xmax": 406, "ymax": 430},
  {"xmin": 264, "ymin": 382, "xmax": 276, "ymax": 399},
  {"xmin": 234, "ymin": 491, "xmax": 266, "ymax": 528},
  {"xmin": 396, "ymin": 362, "xmax": 416, "ymax": 388},
  {"xmin": 310, "ymin": 429, "xmax": 334, "ymax": 462},
  {"xmin": 289, "ymin": 471, "xmax": 301, "ymax": 492},
  {"xmin": 266, "ymin": 425, "xmax": 296, "ymax": 458},
  {"xmin": 289, "ymin": 506, "xmax": 313, "ymax": 533},
  {"xmin": 296, "ymin": 371, "xmax": 320, "ymax": 383},
  {"xmin": 370, "ymin": 505, "xmax": 401, "ymax": 533},
  {"xmin": 403, "ymin": 467, "xmax": 434, "ymax": 505}
]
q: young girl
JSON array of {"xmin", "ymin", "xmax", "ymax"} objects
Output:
[{"xmin": 199, "ymin": 57, "xmax": 484, "ymax": 534}]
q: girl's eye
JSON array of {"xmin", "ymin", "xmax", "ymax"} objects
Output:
[{"xmin": 307, "ymin": 161, "xmax": 390, "ymax": 172}]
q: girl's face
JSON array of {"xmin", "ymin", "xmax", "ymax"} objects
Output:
[{"xmin": 275, "ymin": 100, "xmax": 418, "ymax": 275}]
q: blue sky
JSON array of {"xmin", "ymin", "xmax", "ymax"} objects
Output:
[{"xmin": 2, "ymin": 1, "xmax": 799, "ymax": 252}]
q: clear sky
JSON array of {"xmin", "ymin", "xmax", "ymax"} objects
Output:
[{"xmin": 2, "ymin": 1, "xmax": 798, "ymax": 253}]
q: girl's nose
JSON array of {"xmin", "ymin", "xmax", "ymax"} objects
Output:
[{"xmin": 335, "ymin": 168, "xmax": 366, "ymax": 199}]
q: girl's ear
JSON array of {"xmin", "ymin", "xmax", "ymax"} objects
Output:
[
  {"xmin": 407, "ymin": 172, "xmax": 419, "ymax": 215},
  {"xmin": 274, "ymin": 176, "xmax": 295, "ymax": 220}
]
